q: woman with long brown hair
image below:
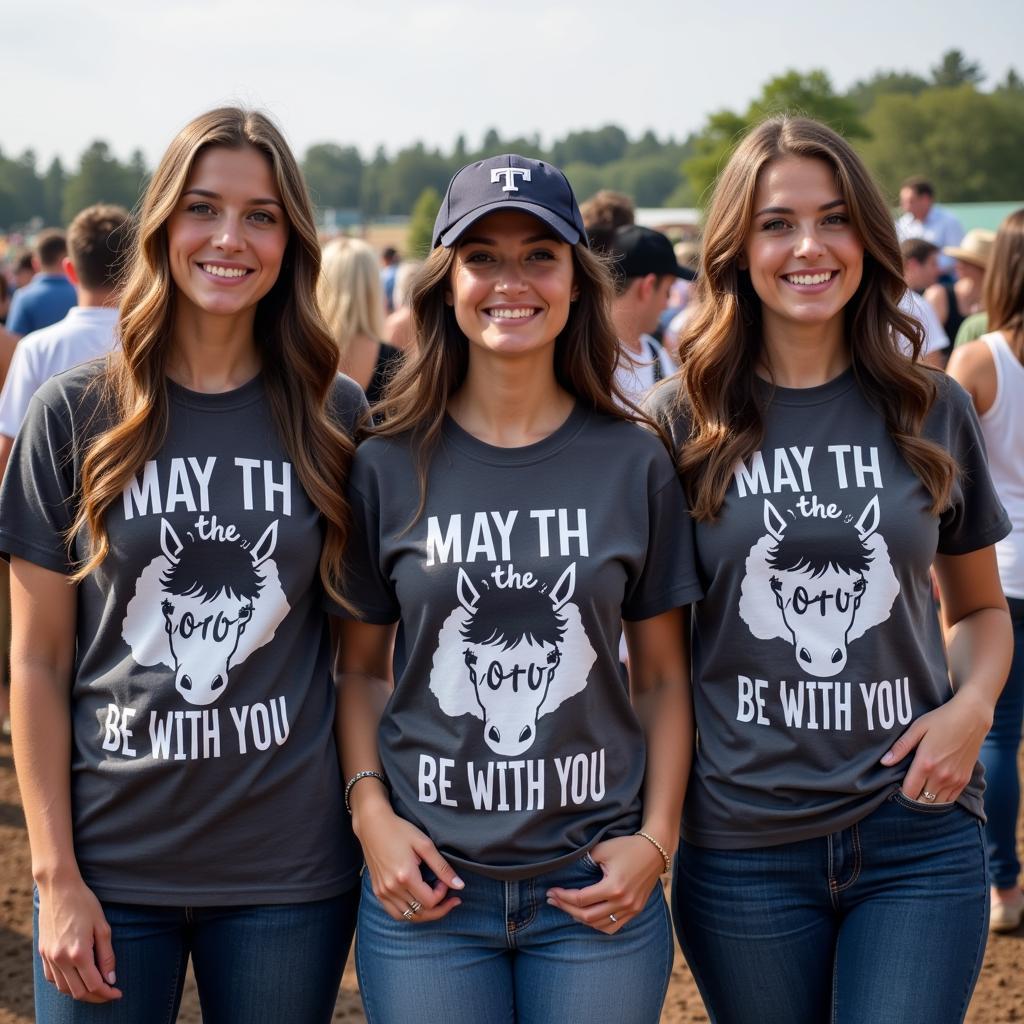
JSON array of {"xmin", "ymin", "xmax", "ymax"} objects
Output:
[
  {"xmin": 649, "ymin": 116, "xmax": 1012, "ymax": 1022},
  {"xmin": 0, "ymin": 107, "xmax": 365, "ymax": 1022},
  {"xmin": 336, "ymin": 155, "xmax": 700, "ymax": 1023},
  {"xmin": 947, "ymin": 208, "xmax": 1024, "ymax": 934}
]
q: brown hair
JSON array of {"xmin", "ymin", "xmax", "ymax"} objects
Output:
[
  {"xmin": 984, "ymin": 208, "xmax": 1024, "ymax": 354},
  {"xmin": 370, "ymin": 232, "xmax": 649, "ymax": 519},
  {"xmin": 900, "ymin": 176, "xmax": 935, "ymax": 197},
  {"xmin": 71, "ymin": 107, "xmax": 356, "ymax": 608},
  {"xmin": 677, "ymin": 116, "xmax": 956, "ymax": 521},
  {"xmin": 899, "ymin": 237, "xmax": 939, "ymax": 266},
  {"xmin": 34, "ymin": 228, "xmax": 67, "ymax": 269},
  {"xmin": 67, "ymin": 204, "xmax": 134, "ymax": 290}
]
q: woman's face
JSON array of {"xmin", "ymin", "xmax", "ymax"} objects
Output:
[
  {"xmin": 742, "ymin": 156, "xmax": 864, "ymax": 338},
  {"xmin": 446, "ymin": 210, "xmax": 576, "ymax": 359},
  {"xmin": 166, "ymin": 145, "xmax": 289, "ymax": 324}
]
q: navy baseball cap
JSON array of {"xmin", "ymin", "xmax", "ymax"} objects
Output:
[
  {"xmin": 432, "ymin": 154, "xmax": 588, "ymax": 249},
  {"xmin": 609, "ymin": 225, "xmax": 695, "ymax": 281}
]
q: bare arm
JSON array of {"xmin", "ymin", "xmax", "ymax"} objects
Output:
[
  {"xmin": 549, "ymin": 606, "xmax": 691, "ymax": 934},
  {"xmin": 10, "ymin": 557, "xmax": 121, "ymax": 1002},
  {"xmin": 882, "ymin": 546, "xmax": 1011, "ymax": 802},
  {"xmin": 334, "ymin": 617, "xmax": 464, "ymax": 922},
  {"xmin": 0, "ymin": 433, "xmax": 15, "ymax": 485},
  {"xmin": 946, "ymin": 341, "xmax": 997, "ymax": 417}
]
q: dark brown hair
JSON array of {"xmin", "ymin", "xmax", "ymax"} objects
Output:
[
  {"xmin": 677, "ymin": 116, "xmax": 956, "ymax": 521},
  {"xmin": 67, "ymin": 204, "xmax": 133, "ymax": 290}
]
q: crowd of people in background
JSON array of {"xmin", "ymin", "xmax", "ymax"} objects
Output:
[{"xmin": 0, "ymin": 113, "xmax": 1021, "ymax": 1023}]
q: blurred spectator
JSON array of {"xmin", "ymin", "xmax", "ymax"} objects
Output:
[
  {"xmin": 607, "ymin": 224, "xmax": 687, "ymax": 407},
  {"xmin": 925, "ymin": 228, "xmax": 992, "ymax": 350},
  {"xmin": 320, "ymin": 237, "xmax": 402, "ymax": 405},
  {"xmin": 900, "ymin": 238, "xmax": 941, "ymax": 294},
  {"xmin": 380, "ymin": 245, "xmax": 400, "ymax": 314},
  {"xmin": 6, "ymin": 228, "xmax": 77, "ymax": 339},
  {"xmin": 580, "ymin": 189, "xmax": 635, "ymax": 254},
  {"xmin": 896, "ymin": 176, "xmax": 965, "ymax": 276},
  {"xmin": 384, "ymin": 259, "xmax": 422, "ymax": 351},
  {"xmin": 12, "ymin": 251, "xmax": 34, "ymax": 290}
]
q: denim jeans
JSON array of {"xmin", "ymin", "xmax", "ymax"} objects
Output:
[
  {"xmin": 672, "ymin": 791, "xmax": 989, "ymax": 1024},
  {"xmin": 33, "ymin": 888, "xmax": 359, "ymax": 1024},
  {"xmin": 356, "ymin": 853, "xmax": 673, "ymax": 1024},
  {"xmin": 980, "ymin": 595, "xmax": 1024, "ymax": 889}
]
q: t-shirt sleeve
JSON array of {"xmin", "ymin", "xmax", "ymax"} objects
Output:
[
  {"xmin": 332, "ymin": 459, "xmax": 400, "ymax": 623},
  {"xmin": 937, "ymin": 381, "xmax": 1011, "ymax": 556},
  {"xmin": 328, "ymin": 372, "xmax": 370, "ymax": 437},
  {"xmin": 621, "ymin": 456, "xmax": 703, "ymax": 621},
  {"xmin": 0, "ymin": 342, "xmax": 40, "ymax": 438},
  {"xmin": 0, "ymin": 390, "xmax": 78, "ymax": 573},
  {"xmin": 5, "ymin": 290, "xmax": 31, "ymax": 336}
]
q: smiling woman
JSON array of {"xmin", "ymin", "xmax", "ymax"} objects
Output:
[
  {"xmin": 0, "ymin": 108, "xmax": 367, "ymax": 1023},
  {"xmin": 647, "ymin": 116, "xmax": 1013, "ymax": 1024},
  {"xmin": 335, "ymin": 155, "xmax": 702, "ymax": 1024}
]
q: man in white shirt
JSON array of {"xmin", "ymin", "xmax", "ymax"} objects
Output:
[
  {"xmin": 0, "ymin": 204, "xmax": 132, "ymax": 480},
  {"xmin": 896, "ymin": 177, "xmax": 964, "ymax": 276},
  {"xmin": 0, "ymin": 203, "xmax": 131, "ymax": 735},
  {"xmin": 607, "ymin": 225, "xmax": 691, "ymax": 408}
]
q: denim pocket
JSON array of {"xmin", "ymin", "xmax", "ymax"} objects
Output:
[{"xmin": 892, "ymin": 790, "xmax": 959, "ymax": 814}]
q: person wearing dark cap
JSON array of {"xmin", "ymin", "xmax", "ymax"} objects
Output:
[
  {"xmin": 608, "ymin": 224, "xmax": 692, "ymax": 407},
  {"xmin": 335, "ymin": 154, "xmax": 700, "ymax": 1023}
]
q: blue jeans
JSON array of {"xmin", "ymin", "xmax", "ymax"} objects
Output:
[
  {"xmin": 356, "ymin": 854, "xmax": 673, "ymax": 1024},
  {"xmin": 980, "ymin": 595, "xmax": 1024, "ymax": 889},
  {"xmin": 33, "ymin": 888, "xmax": 359, "ymax": 1023},
  {"xmin": 672, "ymin": 792, "xmax": 989, "ymax": 1024}
]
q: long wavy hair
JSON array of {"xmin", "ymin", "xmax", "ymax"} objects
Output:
[
  {"xmin": 370, "ymin": 218, "xmax": 648, "ymax": 518},
  {"xmin": 70, "ymin": 107, "xmax": 356, "ymax": 607},
  {"xmin": 676, "ymin": 116, "xmax": 956, "ymax": 521},
  {"xmin": 318, "ymin": 236, "xmax": 386, "ymax": 364},
  {"xmin": 985, "ymin": 208, "xmax": 1024, "ymax": 356}
]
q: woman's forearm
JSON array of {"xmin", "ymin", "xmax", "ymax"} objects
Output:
[{"xmin": 944, "ymin": 605, "xmax": 1012, "ymax": 721}]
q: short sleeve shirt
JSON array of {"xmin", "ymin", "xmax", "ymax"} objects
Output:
[
  {"xmin": 0, "ymin": 362, "xmax": 367, "ymax": 904},
  {"xmin": 6, "ymin": 273, "xmax": 77, "ymax": 336},
  {"xmin": 648, "ymin": 371, "xmax": 1009, "ymax": 849},
  {"xmin": 341, "ymin": 406, "xmax": 702, "ymax": 878}
]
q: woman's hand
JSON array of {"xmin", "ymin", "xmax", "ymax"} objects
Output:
[
  {"xmin": 354, "ymin": 791, "xmax": 464, "ymax": 924},
  {"xmin": 881, "ymin": 688, "xmax": 994, "ymax": 804},
  {"xmin": 36, "ymin": 878, "xmax": 121, "ymax": 1003},
  {"xmin": 546, "ymin": 835, "xmax": 666, "ymax": 935}
]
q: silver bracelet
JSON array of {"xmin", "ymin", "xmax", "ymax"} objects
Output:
[{"xmin": 344, "ymin": 770, "xmax": 387, "ymax": 814}]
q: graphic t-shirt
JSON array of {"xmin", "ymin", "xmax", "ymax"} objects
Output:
[
  {"xmin": 648, "ymin": 370, "xmax": 1010, "ymax": 849},
  {"xmin": 0, "ymin": 362, "xmax": 366, "ymax": 904},
  {"xmin": 341, "ymin": 406, "xmax": 702, "ymax": 879}
]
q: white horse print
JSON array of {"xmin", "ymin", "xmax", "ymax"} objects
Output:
[
  {"xmin": 738, "ymin": 496, "xmax": 900, "ymax": 676},
  {"xmin": 428, "ymin": 563, "xmax": 597, "ymax": 757},
  {"xmin": 122, "ymin": 518, "xmax": 290, "ymax": 705}
]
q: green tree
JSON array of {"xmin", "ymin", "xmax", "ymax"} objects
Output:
[
  {"xmin": 550, "ymin": 125, "xmax": 628, "ymax": 167},
  {"xmin": 681, "ymin": 109, "xmax": 748, "ymax": 205},
  {"xmin": 847, "ymin": 69, "xmax": 930, "ymax": 113},
  {"xmin": 861, "ymin": 85, "xmax": 1024, "ymax": 201},
  {"xmin": 0, "ymin": 149, "xmax": 44, "ymax": 226},
  {"xmin": 41, "ymin": 157, "xmax": 67, "ymax": 225},
  {"xmin": 63, "ymin": 141, "xmax": 141, "ymax": 222},
  {"xmin": 407, "ymin": 187, "xmax": 441, "ymax": 259},
  {"xmin": 996, "ymin": 68, "xmax": 1024, "ymax": 94},
  {"xmin": 302, "ymin": 143, "xmax": 363, "ymax": 211},
  {"xmin": 931, "ymin": 50, "xmax": 984, "ymax": 88}
]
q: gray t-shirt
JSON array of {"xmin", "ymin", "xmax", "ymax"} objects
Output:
[
  {"xmin": 648, "ymin": 370, "xmax": 1010, "ymax": 849},
  {"xmin": 0, "ymin": 362, "xmax": 366, "ymax": 904},
  {"xmin": 341, "ymin": 406, "xmax": 702, "ymax": 879}
]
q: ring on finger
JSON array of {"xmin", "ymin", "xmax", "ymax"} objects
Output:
[
  {"xmin": 407, "ymin": 899, "xmax": 423, "ymax": 915},
  {"xmin": 401, "ymin": 907, "xmax": 415, "ymax": 920},
  {"xmin": 920, "ymin": 790, "xmax": 938, "ymax": 803},
  {"xmin": 608, "ymin": 913, "xmax": 618, "ymax": 923}
]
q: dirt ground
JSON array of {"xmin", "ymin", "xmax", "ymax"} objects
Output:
[{"xmin": 1, "ymin": 733, "xmax": 1021, "ymax": 1023}]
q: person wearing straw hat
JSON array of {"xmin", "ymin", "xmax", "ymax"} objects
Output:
[{"xmin": 924, "ymin": 228, "xmax": 994, "ymax": 356}]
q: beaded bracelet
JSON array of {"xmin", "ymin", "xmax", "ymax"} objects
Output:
[
  {"xmin": 344, "ymin": 770, "xmax": 387, "ymax": 815},
  {"xmin": 635, "ymin": 830, "xmax": 672, "ymax": 874}
]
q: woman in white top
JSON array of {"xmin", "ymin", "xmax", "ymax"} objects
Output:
[{"xmin": 948, "ymin": 207, "xmax": 1024, "ymax": 932}]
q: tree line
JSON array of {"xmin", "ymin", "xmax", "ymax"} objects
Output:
[{"xmin": 1, "ymin": 50, "xmax": 1021, "ymax": 234}]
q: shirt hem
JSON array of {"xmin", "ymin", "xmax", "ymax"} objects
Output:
[
  {"xmin": 937, "ymin": 513, "xmax": 1012, "ymax": 556},
  {"xmin": 622, "ymin": 579, "xmax": 703, "ymax": 622},
  {"xmin": 0, "ymin": 532, "xmax": 72, "ymax": 574}
]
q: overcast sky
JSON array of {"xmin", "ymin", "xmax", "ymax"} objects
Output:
[{"xmin": 5, "ymin": 0, "xmax": 1022, "ymax": 168}]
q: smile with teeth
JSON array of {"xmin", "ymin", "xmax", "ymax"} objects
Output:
[
  {"xmin": 201, "ymin": 263, "xmax": 250, "ymax": 278},
  {"xmin": 784, "ymin": 271, "xmax": 836, "ymax": 286},
  {"xmin": 487, "ymin": 307, "xmax": 538, "ymax": 319}
]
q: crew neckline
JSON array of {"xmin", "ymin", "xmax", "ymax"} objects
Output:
[
  {"xmin": 442, "ymin": 402, "xmax": 589, "ymax": 466},
  {"xmin": 756, "ymin": 366, "xmax": 856, "ymax": 407},
  {"xmin": 166, "ymin": 372, "xmax": 265, "ymax": 411}
]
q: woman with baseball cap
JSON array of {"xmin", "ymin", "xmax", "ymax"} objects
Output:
[{"xmin": 334, "ymin": 154, "xmax": 700, "ymax": 1022}]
